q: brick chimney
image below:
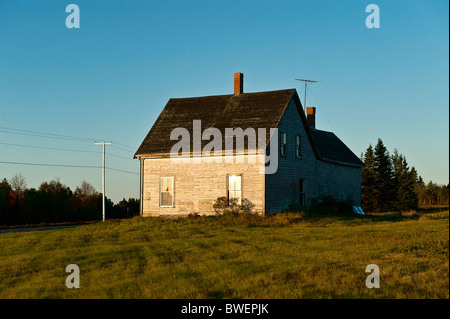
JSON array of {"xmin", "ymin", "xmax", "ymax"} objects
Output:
[
  {"xmin": 306, "ymin": 107, "xmax": 316, "ymax": 128},
  {"xmin": 234, "ymin": 73, "xmax": 243, "ymax": 95}
]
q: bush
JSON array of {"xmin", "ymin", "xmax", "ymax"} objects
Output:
[
  {"xmin": 287, "ymin": 203, "xmax": 305, "ymax": 212},
  {"xmin": 212, "ymin": 197, "xmax": 255, "ymax": 215},
  {"xmin": 240, "ymin": 198, "xmax": 255, "ymax": 213}
]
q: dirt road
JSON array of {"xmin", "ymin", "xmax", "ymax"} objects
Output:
[{"xmin": 0, "ymin": 224, "xmax": 85, "ymax": 234}]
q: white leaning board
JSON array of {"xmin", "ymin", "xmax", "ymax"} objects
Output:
[{"xmin": 352, "ymin": 206, "xmax": 365, "ymax": 215}]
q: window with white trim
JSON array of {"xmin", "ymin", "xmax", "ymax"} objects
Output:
[
  {"xmin": 160, "ymin": 177, "xmax": 174, "ymax": 207},
  {"xmin": 228, "ymin": 175, "xmax": 242, "ymax": 205}
]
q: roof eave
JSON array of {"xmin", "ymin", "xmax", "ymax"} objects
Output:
[{"xmin": 319, "ymin": 157, "xmax": 364, "ymax": 168}]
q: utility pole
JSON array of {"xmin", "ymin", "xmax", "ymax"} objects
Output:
[
  {"xmin": 295, "ymin": 78, "xmax": 320, "ymax": 111},
  {"xmin": 95, "ymin": 142, "xmax": 112, "ymax": 222}
]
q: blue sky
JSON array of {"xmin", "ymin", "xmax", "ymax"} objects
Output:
[{"xmin": 0, "ymin": 0, "xmax": 448, "ymax": 203}]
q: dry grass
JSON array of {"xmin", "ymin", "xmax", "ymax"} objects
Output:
[{"xmin": 0, "ymin": 209, "xmax": 448, "ymax": 299}]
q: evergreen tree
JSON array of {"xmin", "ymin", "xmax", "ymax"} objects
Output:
[
  {"xmin": 413, "ymin": 171, "xmax": 426, "ymax": 205},
  {"xmin": 392, "ymin": 150, "xmax": 418, "ymax": 211},
  {"xmin": 425, "ymin": 181, "xmax": 438, "ymax": 205},
  {"xmin": 409, "ymin": 167, "xmax": 419, "ymax": 184},
  {"xmin": 405, "ymin": 162, "xmax": 419, "ymax": 209},
  {"xmin": 373, "ymin": 138, "xmax": 394, "ymax": 211},
  {"xmin": 361, "ymin": 144, "xmax": 377, "ymax": 212}
]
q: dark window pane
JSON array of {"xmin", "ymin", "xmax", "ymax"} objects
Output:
[
  {"xmin": 296, "ymin": 135, "xmax": 301, "ymax": 157},
  {"xmin": 280, "ymin": 133, "xmax": 287, "ymax": 156},
  {"xmin": 299, "ymin": 193, "xmax": 305, "ymax": 206},
  {"xmin": 161, "ymin": 192, "xmax": 172, "ymax": 206},
  {"xmin": 160, "ymin": 177, "xmax": 174, "ymax": 207}
]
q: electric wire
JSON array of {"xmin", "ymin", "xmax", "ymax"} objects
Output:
[
  {"xmin": 307, "ymin": 86, "xmax": 340, "ymax": 136},
  {"xmin": 0, "ymin": 141, "xmax": 135, "ymax": 161},
  {"xmin": 110, "ymin": 145, "xmax": 135, "ymax": 153},
  {"xmin": 0, "ymin": 141, "xmax": 100, "ymax": 154},
  {"xmin": 0, "ymin": 126, "xmax": 138, "ymax": 150},
  {"xmin": 0, "ymin": 160, "xmax": 100, "ymax": 168},
  {"xmin": 0, "ymin": 160, "xmax": 139, "ymax": 175}
]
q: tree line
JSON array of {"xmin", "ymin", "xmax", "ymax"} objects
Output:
[
  {"xmin": 0, "ymin": 175, "xmax": 139, "ymax": 226},
  {"xmin": 361, "ymin": 138, "xmax": 449, "ymax": 212},
  {"xmin": 2, "ymin": 139, "xmax": 448, "ymax": 225}
]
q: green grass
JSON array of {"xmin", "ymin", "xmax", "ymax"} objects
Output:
[{"xmin": 0, "ymin": 210, "xmax": 448, "ymax": 299}]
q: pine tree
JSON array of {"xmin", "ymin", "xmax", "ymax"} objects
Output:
[
  {"xmin": 405, "ymin": 161, "xmax": 419, "ymax": 209},
  {"xmin": 392, "ymin": 150, "xmax": 418, "ymax": 211},
  {"xmin": 411, "ymin": 168, "xmax": 427, "ymax": 206},
  {"xmin": 362, "ymin": 140, "xmax": 446, "ymax": 210},
  {"xmin": 361, "ymin": 144, "xmax": 377, "ymax": 212},
  {"xmin": 373, "ymin": 138, "xmax": 394, "ymax": 211}
]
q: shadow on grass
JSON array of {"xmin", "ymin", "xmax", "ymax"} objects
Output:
[
  {"xmin": 211, "ymin": 206, "xmax": 449, "ymax": 228},
  {"xmin": 416, "ymin": 206, "xmax": 449, "ymax": 214},
  {"xmin": 90, "ymin": 206, "xmax": 449, "ymax": 231},
  {"xmin": 180, "ymin": 211, "xmax": 414, "ymax": 228}
]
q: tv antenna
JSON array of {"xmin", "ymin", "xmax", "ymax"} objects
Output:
[{"xmin": 295, "ymin": 78, "xmax": 321, "ymax": 111}]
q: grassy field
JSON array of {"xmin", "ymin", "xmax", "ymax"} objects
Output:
[{"xmin": 0, "ymin": 209, "xmax": 448, "ymax": 299}]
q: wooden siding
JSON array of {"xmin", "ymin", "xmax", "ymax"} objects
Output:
[
  {"xmin": 139, "ymin": 96, "xmax": 361, "ymax": 216},
  {"xmin": 141, "ymin": 156, "xmax": 265, "ymax": 216},
  {"xmin": 264, "ymin": 97, "xmax": 361, "ymax": 213}
]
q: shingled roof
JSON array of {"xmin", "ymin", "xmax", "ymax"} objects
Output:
[
  {"xmin": 135, "ymin": 88, "xmax": 363, "ymax": 168},
  {"xmin": 135, "ymin": 89, "xmax": 296, "ymax": 157},
  {"xmin": 310, "ymin": 129, "xmax": 364, "ymax": 167}
]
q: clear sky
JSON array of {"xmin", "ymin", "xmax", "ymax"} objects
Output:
[{"xmin": 0, "ymin": 0, "xmax": 448, "ymax": 203}]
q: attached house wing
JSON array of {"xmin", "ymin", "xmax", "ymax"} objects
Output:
[{"xmin": 310, "ymin": 129, "xmax": 364, "ymax": 167}]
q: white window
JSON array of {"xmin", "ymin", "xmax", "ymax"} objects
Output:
[
  {"xmin": 228, "ymin": 175, "xmax": 242, "ymax": 205},
  {"xmin": 280, "ymin": 132, "xmax": 287, "ymax": 156},
  {"xmin": 160, "ymin": 177, "xmax": 174, "ymax": 207}
]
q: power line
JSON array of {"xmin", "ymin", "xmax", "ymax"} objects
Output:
[
  {"xmin": 0, "ymin": 141, "xmax": 134, "ymax": 161},
  {"xmin": 112, "ymin": 141, "xmax": 137, "ymax": 150},
  {"xmin": 106, "ymin": 152, "xmax": 134, "ymax": 161},
  {"xmin": 0, "ymin": 160, "xmax": 100, "ymax": 168},
  {"xmin": 307, "ymin": 86, "xmax": 340, "ymax": 136},
  {"xmin": 0, "ymin": 126, "xmax": 139, "ymax": 180},
  {"xmin": 0, "ymin": 127, "xmax": 97, "ymax": 142},
  {"xmin": 106, "ymin": 167, "xmax": 139, "ymax": 175},
  {"xmin": 0, "ymin": 126, "xmax": 138, "ymax": 150},
  {"xmin": 0, "ymin": 142, "xmax": 100, "ymax": 154},
  {"xmin": 110, "ymin": 145, "xmax": 136, "ymax": 153},
  {"xmin": 0, "ymin": 129, "xmax": 94, "ymax": 142},
  {"xmin": 0, "ymin": 161, "xmax": 138, "ymax": 175}
]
